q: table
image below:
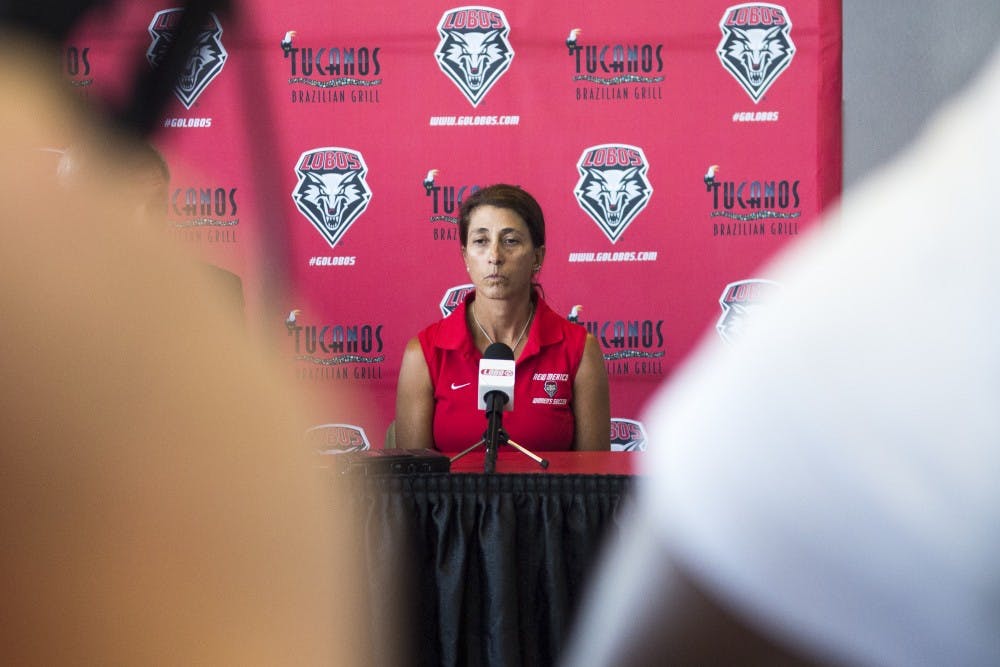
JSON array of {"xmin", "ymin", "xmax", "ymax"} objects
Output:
[
  {"xmin": 341, "ymin": 452, "xmax": 638, "ymax": 666},
  {"xmin": 449, "ymin": 449, "xmax": 640, "ymax": 475}
]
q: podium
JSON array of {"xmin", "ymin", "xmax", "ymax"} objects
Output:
[{"xmin": 338, "ymin": 451, "xmax": 639, "ymax": 666}]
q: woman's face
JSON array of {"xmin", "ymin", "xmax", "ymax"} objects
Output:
[{"xmin": 462, "ymin": 205, "xmax": 544, "ymax": 302}]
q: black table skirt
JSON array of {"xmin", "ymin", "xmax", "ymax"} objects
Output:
[{"xmin": 343, "ymin": 473, "xmax": 634, "ymax": 667}]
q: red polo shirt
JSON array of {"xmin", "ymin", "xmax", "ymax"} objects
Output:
[{"xmin": 417, "ymin": 292, "xmax": 588, "ymax": 452}]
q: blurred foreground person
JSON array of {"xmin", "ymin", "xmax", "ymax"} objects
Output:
[
  {"xmin": 58, "ymin": 138, "xmax": 171, "ymax": 226},
  {"xmin": 563, "ymin": 43, "xmax": 1000, "ymax": 667},
  {"xmin": 58, "ymin": 137, "xmax": 247, "ymax": 324},
  {"xmin": 0, "ymin": 33, "xmax": 372, "ymax": 665}
]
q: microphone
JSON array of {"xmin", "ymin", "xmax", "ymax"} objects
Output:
[
  {"xmin": 478, "ymin": 342, "xmax": 514, "ymax": 474},
  {"xmin": 478, "ymin": 342, "xmax": 515, "ymax": 413}
]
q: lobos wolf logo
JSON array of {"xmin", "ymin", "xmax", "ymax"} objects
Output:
[
  {"xmin": 610, "ymin": 418, "xmax": 647, "ymax": 452},
  {"xmin": 292, "ymin": 147, "xmax": 372, "ymax": 247},
  {"xmin": 439, "ymin": 284, "xmax": 475, "ymax": 317},
  {"xmin": 717, "ymin": 4, "xmax": 794, "ymax": 102},
  {"xmin": 434, "ymin": 7, "xmax": 514, "ymax": 107},
  {"xmin": 716, "ymin": 278, "xmax": 783, "ymax": 345},
  {"xmin": 305, "ymin": 424, "xmax": 371, "ymax": 454},
  {"xmin": 147, "ymin": 9, "xmax": 228, "ymax": 109},
  {"xmin": 574, "ymin": 144, "xmax": 653, "ymax": 243}
]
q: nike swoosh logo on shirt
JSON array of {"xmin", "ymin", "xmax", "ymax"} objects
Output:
[{"xmin": 450, "ymin": 382, "xmax": 471, "ymax": 390}]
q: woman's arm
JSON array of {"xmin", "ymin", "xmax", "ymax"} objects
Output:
[
  {"xmin": 394, "ymin": 337, "xmax": 436, "ymax": 450},
  {"xmin": 571, "ymin": 333, "xmax": 611, "ymax": 451}
]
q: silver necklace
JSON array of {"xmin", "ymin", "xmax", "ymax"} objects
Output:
[{"xmin": 472, "ymin": 301, "xmax": 534, "ymax": 350}]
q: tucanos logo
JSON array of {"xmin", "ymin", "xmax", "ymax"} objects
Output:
[
  {"xmin": 424, "ymin": 169, "xmax": 481, "ymax": 223},
  {"xmin": 306, "ymin": 423, "xmax": 371, "ymax": 454},
  {"xmin": 579, "ymin": 316, "xmax": 666, "ymax": 377},
  {"xmin": 280, "ymin": 29, "xmax": 382, "ymax": 104},
  {"xmin": 703, "ymin": 164, "xmax": 802, "ymax": 237},
  {"xmin": 423, "ymin": 168, "xmax": 439, "ymax": 195},
  {"xmin": 565, "ymin": 28, "xmax": 665, "ymax": 103},
  {"xmin": 440, "ymin": 284, "xmax": 475, "ymax": 317},
  {"xmin": 717, "ymin": 4, "xmax": 794, "ymax": 103},
  {"xmin": 610, "ymin": 418, "xmax": 647, "ymax": 452},
  {"xmin": 574, "ymin": 144, "xmax": 653, "ymax": 243},
  {"xmin": 147, "ymin": 9, "xmax": 228, "ymax": 109},
  {"xmin": 292, "ymin": 147, "xmax": 372, "ymax": 247},
  {"xmin": 716, "ymin": 279, "xmax": 782, "ymax": 345},
  {"xmin": 285, "ymin": 308, "xmax": 385, "ymax": 381},
  {"xmin": 63, "ymin": 45, "xmax": 93, "ymax": 89},
  {"xmin": 169, "ymin": 185, "xmax": 239, "ymax": 233},
  {"xmin": 434, "ymin": 7, "xmax": 514, "ymax": 107}
]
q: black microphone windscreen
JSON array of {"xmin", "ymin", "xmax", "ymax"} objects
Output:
[{"xmin": 483, "ymin": 342, "xmax": 514, "ymax": 361}]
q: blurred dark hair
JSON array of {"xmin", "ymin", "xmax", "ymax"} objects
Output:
[
  {"xmin": 0, "ymin": 0, "xmax": 108, "ymax": 43},
  {"xmin": 458, "ymin": 184, "xmax": 546, "ymax": 248},
  {"xmin": 1, "ymin": 0, "xmax": 230, "ymax": 139}
]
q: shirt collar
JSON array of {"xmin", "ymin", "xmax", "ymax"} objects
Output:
[{"xmin": 433, "ymin": 290, "xmax": 565, "ymax": 358}]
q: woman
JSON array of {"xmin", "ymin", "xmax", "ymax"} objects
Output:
[{"xmin": 395, "ymin": 184, "xmax": 610, "ymax": 452}]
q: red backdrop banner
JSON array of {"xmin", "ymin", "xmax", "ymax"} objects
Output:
[{"xmin": 67, "ymin": 0, "xmax": 842, "ymax": 455}]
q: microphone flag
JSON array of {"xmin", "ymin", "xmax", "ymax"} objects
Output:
[{"xmin": 477, "ymin": 342, "xmax": 515, "ymax": 412}]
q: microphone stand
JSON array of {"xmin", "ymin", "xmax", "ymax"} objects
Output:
[
  {"xmin": 449, "ymin": 390, "xmax": 549, "ymax": 473},
  {"xmin": 483, "ymin": 390, "xmax": 504, "ymax": 473}
]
